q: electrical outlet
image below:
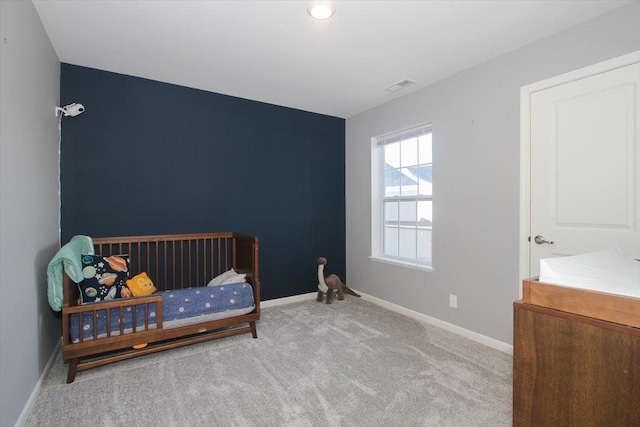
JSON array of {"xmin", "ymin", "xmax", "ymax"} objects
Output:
[{"xmin": 449, "ymin": 294, "xmax": 458, "ymax": 309}]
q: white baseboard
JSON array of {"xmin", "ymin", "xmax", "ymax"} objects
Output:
[
  {"xmin": 260, "ymin": 290, "xmax": 513, "ymax": 355},
  {"xmin": 261, "ymin": 292, "xmax": 317, "ymax": 308},
  {"xmin": 15, "ymin": 338, "xmax": 61, "ymax": 427},
  {"xmin": 357, "ymin": 291, "xmax": 513, "ymax": 355}
]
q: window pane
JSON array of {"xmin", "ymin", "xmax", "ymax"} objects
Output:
[
  {"xmin": 384, "ymin": 166, "xmax": 401, "ymax": 197},
  {"xmin": 384, "ymin": 142, "xmax": 400, "ymax": 168},
  {"xmin": 399, "ymin": 201, "xmax": 417, "ymax": 223},
  {"xmin": 384, "ymin": 201, "xmax": 398, "ymax": 224},
  {"xmin": 417, "ymin": 165, "xmax": 432, "ymax": 196},
  {"xmin": 417, "ymin": 229, "xmax": 432, "ymax": 262},
  {"xmin": 419, "ymin": 133, "xmax": 432, "ymax": 164},
  {"xmin": 417, "ymin": 200, "xmax": 432, "ymax": 227},
  {"xmin": 399, "ymin": 229, "xmax": 416, "ymax": 258},
  {"xmin": 399, "ymin": 167, "xmax": 418, "ymax": 196},
  {"xmin": 384, "ymin": 227, "xmax": 398, "ymax": 257},
  {"xmin": 401, "ymin": 137, "xmax": 418, "ymax": 167}
]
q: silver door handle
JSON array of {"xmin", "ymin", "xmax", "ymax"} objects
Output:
[{"xmin": 534, "ymin": 235, "xmax": 554, "ymax": 245}]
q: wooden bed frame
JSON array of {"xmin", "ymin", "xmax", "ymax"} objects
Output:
[{"xmin": 61, "ymin": 232, "xmax": 260, "ymax": 383}]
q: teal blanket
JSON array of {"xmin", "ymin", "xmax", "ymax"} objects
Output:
[{"xmin": 47, "ymin": 235, "xmax": 94, "ymax": 312}]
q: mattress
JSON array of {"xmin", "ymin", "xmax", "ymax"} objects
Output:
[
  {"xmin": 69, "ymin": 282, "xmax": 254, "ymax": 343},
  {"xmin": 538, "ymin": 247, "xmax": 640, "ymax": 298}
]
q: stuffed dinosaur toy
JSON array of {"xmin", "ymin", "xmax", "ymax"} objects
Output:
[{"xmin": 316, "ymin": 257, "xmax": 360, "ymax": 304}]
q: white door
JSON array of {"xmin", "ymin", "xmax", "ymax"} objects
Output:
[{"xmin": 526, "ymin": 57, "xmax": 640, "ymax": 277}]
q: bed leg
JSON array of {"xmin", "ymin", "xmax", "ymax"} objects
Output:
[
  {"xmin": 67, "ymin": 359, "xmax": 79, "ymax": 384},
  {"xmin": 250, "ymin": 321, "xmax": 257, "ymax": 338}
]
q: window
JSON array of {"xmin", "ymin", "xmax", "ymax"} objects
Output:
[{"xmin": 372, "ymin": 124, "xmax": 432, "ymax": 268}]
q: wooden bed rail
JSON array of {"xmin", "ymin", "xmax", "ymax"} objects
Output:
[
  {"xmin": 92, "ymin": 232, "xmax": 235, "ymax": 291},
  {"xmin": 233, "ymin": 232, "xmax": 260, "ymax": 313},
  {"xmin": 62, "ymin": 294, "xmax": 163, "ymax": 346}
]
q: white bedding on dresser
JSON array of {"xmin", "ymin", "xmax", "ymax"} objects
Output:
[{"xmin": 538, "ymin": 247, "xmax": 640, "ymax": 298}]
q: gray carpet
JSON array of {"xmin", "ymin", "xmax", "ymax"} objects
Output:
[{"xmin": 25, "ymin": 298, "xmax": 512, "ymax": 427}]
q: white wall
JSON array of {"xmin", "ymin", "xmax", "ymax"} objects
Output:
[
  {"xmin": 0, "ymin": 1, "xmax": 61, "ymax": 426},
  {"xmin": 346, "ymin": 3, "xmax": 640, "ymax": 345}
]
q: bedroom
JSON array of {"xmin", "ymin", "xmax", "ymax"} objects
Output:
[{"xmin": 1, "ymin": 1, "xmax": 639, "ymax": 426}]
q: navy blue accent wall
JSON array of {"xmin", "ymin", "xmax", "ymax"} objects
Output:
[{"xmin": 60, "ymin": 64, "xmax": 345, "ymax": 301}]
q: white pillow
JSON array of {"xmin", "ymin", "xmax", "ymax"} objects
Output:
[
  {"xmin": 207, "ymin": 268, "xmax": 237, "ymax": 287},
  {"xmin": 220, "ymin": 273, "xmax": 246, "ymax": 285},
  {"xmin": 539, "ymin": 247, "xmax": 640, "ymax": 298}
]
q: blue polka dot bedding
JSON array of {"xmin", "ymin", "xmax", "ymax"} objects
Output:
[{"xmin": 69, "ymin": 282, "xmax": 255, "ymax": 343}]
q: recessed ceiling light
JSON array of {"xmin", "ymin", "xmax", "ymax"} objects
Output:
[{"xmin": 307, "ymin": 1, "xmax": 335, "ymax": 20}]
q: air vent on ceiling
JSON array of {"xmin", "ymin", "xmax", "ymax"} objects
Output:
[{"xmin": 384, "ymin": 78, "xmax": 416, "ymax": 93}]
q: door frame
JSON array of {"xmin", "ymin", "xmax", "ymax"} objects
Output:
[{"xmin": 519, "ymin": 50, "xmax": 640, "ymax": 294}]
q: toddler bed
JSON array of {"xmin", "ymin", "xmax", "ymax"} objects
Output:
[{"xmin": 54, "ymin": 232, "xmax": 260, "ymax": 383}]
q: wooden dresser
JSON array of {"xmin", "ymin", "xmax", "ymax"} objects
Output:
[{"xmin": 513, "ymin": 279, "xmax": 640, "ymax": 427}]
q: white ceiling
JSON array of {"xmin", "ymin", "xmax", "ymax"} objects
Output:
[{"xmin": 33, "ymin": 0, "xmax": 631, "ymax": 118}]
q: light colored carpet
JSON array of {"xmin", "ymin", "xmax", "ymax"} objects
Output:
[{"xmin": 25, "ymin": 298, "xmax": 512, "ymax": 426}]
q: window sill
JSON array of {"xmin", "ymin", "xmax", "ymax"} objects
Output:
[{"xmin": 369, "ymin": 256, "xmax": 434, "ymax": 273}]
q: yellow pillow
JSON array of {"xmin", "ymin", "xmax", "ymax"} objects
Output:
[{"xmin": 126, "ymin": 272, "xmax": 157, "ymax": 296}]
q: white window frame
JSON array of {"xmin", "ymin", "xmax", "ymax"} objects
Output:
[{"xmin": 371, "ymin": 123, "xmax": 433, "ymax": 271}]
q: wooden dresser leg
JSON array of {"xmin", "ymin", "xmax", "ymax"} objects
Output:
[
  {"xmin": 67, "ymin": 359, "xmax": 79, "ymax": 384},
  {"xmin": 250, "ymin": 321, "xmax": 257, "ymax": 338}
]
